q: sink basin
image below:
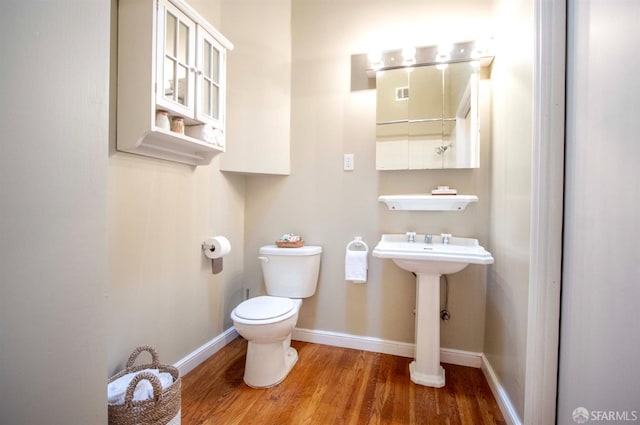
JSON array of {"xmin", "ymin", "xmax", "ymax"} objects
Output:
[
  {"xmin": 372, "ymin": 234, "xmax": 494, "ymax": 275},
  {"xmin": 373, "ymin": 233, "xmax": 493, "ymax": 388}
]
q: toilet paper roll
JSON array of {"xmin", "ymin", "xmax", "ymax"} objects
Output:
[{"xmin": 203, "ymin": 236, "xmax": 231, "ymax": 259}]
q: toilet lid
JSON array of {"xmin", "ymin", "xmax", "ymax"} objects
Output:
[{"xmin": 234, "ymin": 296, "xmax": 295, "ymax": 320}]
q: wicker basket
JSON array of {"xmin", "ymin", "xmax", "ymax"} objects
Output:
[
  {"xmin": 108, "ymin": 346, "xmax": 181, "ymax": 425},
  {"xmin": 275, "ymin": 240, "xmax": 304, "ymax": 248}
]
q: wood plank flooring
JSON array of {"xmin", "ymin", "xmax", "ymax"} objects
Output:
[{"xmin": 181, "ymin": 337, "xmax": 506, "ymax": 425}]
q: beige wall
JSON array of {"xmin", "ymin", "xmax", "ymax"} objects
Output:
[
  {"xmin": 107, "ymin": 0, "xmax": 246, "ymax": 374},
  {"xmin": 484, "ymin": 0, "xmax": 534, "ymax": 420},
  {"xmin": 244, "ymin": 0, "xmax": 494, "ymax": 351},
  {"xmin": 0, "ymin": 1, "xmax": 110, "ymax": 423},
  {"xmin": 220, "ymin": 0, "xmax": 292, "ymax": 175},
  {"xmin": 107, "ymin": 156, "xmax": 245, "ymax": 373}
]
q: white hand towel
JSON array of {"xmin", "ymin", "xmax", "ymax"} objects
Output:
[{"xmin": 345, "ymin": 250, "xmax": 367, "ymax": 283}]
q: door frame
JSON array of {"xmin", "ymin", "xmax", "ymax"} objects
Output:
[{"xmin": 524, "ymin": 0, "xmax": 566, "ymax": 423}]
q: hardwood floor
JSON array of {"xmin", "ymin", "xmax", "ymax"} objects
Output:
[{"xmin": 181, "ymin": 337, "xmax": 506, "ymax": 425}]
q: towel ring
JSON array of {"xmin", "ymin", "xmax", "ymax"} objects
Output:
[{"xmin": 346, "ymin": 236, "xmax": 369, "ymax": 253}]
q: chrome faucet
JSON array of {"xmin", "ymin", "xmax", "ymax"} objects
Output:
[
  {"xmin": 441, "ymin": 233, "xmax": 452, "ymax": 244},
  {"xmin": 406, "ymin": 232, "xmax": 417, "ymax": 243},
  {"xmin": 424, "ymin": 234, "xmax": 433, "ymax": 244}
]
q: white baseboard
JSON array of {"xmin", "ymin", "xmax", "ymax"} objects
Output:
[
  {"xmin": 174, "ymin": 327, "xmax": 239, "ymax": 376},
  {"xmin": 293, "ymin": 327, "xmax": 415, "ymax": 358},
  {"xmin": 440, "ymin": 347, "xmax": 483, "ymax": 368},
  {"xmin": 292, "ymin": 327, "xmax": 482, "ymax": 368},
  {"xmin": 480, "ymin": 354, "xmax": 523, "ymax": 425}
]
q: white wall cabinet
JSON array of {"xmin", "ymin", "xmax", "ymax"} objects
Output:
[{"xmin": 117, "ymin": 0, "xmax": 232, "ymax": 166}]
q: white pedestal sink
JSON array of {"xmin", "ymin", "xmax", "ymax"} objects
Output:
[{"xmin": 373, "ymin": 233, "xmax": 494, "ymax": 387}]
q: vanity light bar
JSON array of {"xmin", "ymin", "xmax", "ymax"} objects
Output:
[
  {"xmin": 362, "ymin": 40, "xmax": 493, "ymax": 78},
  {"xmin": 350, "ymin": 39, "xmax": 493, "ymax": 91}
]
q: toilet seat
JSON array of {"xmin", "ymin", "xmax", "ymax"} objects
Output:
[
  {"xmin": 232, "ymin": 296, "xmax": 301, "ymax": 325},
  {"xmin": 235, "ymin": 296, "xmax": 294, "ymax": 320}
]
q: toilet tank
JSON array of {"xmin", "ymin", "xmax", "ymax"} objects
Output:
[{"xmin": 259, "ymin": 245, "xmax": 322, "ymax": 298}]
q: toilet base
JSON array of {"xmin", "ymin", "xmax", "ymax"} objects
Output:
[{"xmin": 243, "ymin": 339, "xmax": 299, "ymax": 388}]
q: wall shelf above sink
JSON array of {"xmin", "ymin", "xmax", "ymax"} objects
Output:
[{"xmin": 378, "ymin": 194, "xmax": 478, "ymax": 211}]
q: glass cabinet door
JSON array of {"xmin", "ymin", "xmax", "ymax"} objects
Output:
[
  {"xmin": 195, "ymin": 26, "xmax": 225, "ymax": 129},
  {"xmin": 156, "ymin": 0, "xmax": 195, "ymax": 118}
]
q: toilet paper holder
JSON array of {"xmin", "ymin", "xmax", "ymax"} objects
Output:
[
  {"xmin": 201, "ymin": 241, "xmax": 220, "ymax": 259},
  {"xmin": 201, "ymin": 241, "xmax": 215, "ymax": 254},
  {"xmin": 201, "ymin": 236, "xmax": 231, "ymax": 275}
]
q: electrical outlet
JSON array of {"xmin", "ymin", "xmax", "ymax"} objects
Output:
[{"xmin": 343, "ymin": 153, "xmax": 354, "ymax": 171}]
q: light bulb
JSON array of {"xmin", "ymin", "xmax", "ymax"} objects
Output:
[
  {"xmin": 402, "ymin": 46, "xmax": 416, "ymax": 66},
  {"xmin": 472, "ymin": 38, "xmax": 491, "ymax": 58},
  {"xmin": 368, "ymin": 51, "xmax": 384, "ymax": 69},
  {"xmin": 436, "ymin": 43, "xmax": 452, "ymax": 63}
]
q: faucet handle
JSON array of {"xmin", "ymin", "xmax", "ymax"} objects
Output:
[
  {"xmin": 441, "ymin": 233, "xmax": 452, "ymax": 244},
  {"xmin": 406, "ymin": 231, "xmax": 417, "ymax": 242}
]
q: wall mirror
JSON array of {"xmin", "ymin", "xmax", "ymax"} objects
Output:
[
  {"xmin": 376, "ymin": 62, "xmax": 480, "ymax": 169},
  {"xmin": 351, "ymin": 41, "xmax": 493, "ymax": 170}
]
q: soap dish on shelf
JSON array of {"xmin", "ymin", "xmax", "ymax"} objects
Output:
[{"xmin": 431, "ymin": 186, "xmax": 458, "ymax": 195}]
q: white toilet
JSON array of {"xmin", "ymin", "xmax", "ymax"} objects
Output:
[{"xmin": 230, "ymin": 244, "xmax": 322, "ymax": 388}]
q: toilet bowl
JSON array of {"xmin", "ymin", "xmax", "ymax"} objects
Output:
[
  {"xmin": 231, "ymin": 245, "xmax": 322, "ymax": 388},
  {"xmin": 231, "ymin": 296, "xmax": 302, "ymax": 387}
]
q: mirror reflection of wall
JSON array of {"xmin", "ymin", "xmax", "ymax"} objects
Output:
[
  {"xmin": 376, "ymin": 61, "xmax": 481, "ymax": 170},
  {"xmin": 376, "ymin": 70, "xmax": 410, "ymax": 168}
]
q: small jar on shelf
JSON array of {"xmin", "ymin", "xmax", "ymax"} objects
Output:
[
  {"xmin": 171, "ymin": 116, "xmax": 185, "ymax": 134},
  {"xmin": 155, "ymin": 110, "xmax": 170, "ymax": 130}
]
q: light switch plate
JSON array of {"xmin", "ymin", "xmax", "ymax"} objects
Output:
[{"xmin": 344, "ymin": 153, "xmax": 354, "ymax": 171}]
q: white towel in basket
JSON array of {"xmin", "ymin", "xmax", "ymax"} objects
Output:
[{"xmin": 108, "ymin": 369, "xmax": 174, "ymax": 404}]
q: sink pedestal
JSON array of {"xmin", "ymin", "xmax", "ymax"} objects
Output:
[{"xmin": 410, "ymin": 273, "xmax": 445, "ymax": 387}]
